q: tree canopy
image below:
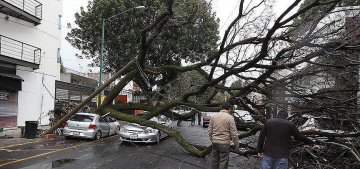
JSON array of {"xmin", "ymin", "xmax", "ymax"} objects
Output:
[{"xmin": 66, "ymin": 0, "xmax": 219, "ymax": 73}]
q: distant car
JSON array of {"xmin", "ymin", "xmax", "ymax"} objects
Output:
[
  {"xmin": 118, "ymin": 113, "xmax": 173, "ymax": 143},
  {"xmin": 202, "ymin": 112, "xmax": 218, "ymax": 127},
  {"xmin": 63, "ymin": 113, "xmax": 120, "ymax": 140},
  {"xmin": 232, "ymin": 110, "xmax": 255, "ymax": 129}
]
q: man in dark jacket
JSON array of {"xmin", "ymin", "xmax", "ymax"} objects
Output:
[{"xmin": 257, "ymin": 110, "xmax": 314, "ymax": 169}]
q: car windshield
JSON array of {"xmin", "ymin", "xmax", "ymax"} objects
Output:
[
  {"xmin": 292, "ymin": 117, "xmax": 309, "ymax": 127},
  {"xmin": 204, "ymin": 112, "xmax": 217, "ymax": 116},
  {"xmin": 136, "ymin": 112, "xmax": 148, "ymax": 116},
  {"xmin": 70, "ymin": 115, "xmax": 94, "ymax": 122},
  {"xmin": 314, "ymin": 118, "xmax": 360, "ymax": 132}
]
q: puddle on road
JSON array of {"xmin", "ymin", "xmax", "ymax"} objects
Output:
[{"xmin": 52, "ymin": 159, "xmax": 76, "ymax": 168}]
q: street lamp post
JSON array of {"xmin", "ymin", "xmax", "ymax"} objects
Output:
[{"xmin": 98, "ymin": 6, "xmax": 145, "ymax": 107}]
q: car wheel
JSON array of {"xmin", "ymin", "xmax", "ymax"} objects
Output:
[
  {"xmin": 94, "ymin": 131, "xmax": 102, "ymax": 140},
  {"xmin": 116, "ymin": 126, "xmax": 120, "ymax": 135},
  {"xmin": 65, "ymin": 136, "xmax": 71, "ymax": 139}
]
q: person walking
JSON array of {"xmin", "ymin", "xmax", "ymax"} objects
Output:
[
  {"xmin": 257, "ymin": 110, "xmax": 314, "ymax": 169},
  {"xmin": 208, "ymin": 103, "xmax": 239, "ymax": 169},
  {"xmin": 198, "ymin": 112, "xmax": 202, "ymax": 125}
]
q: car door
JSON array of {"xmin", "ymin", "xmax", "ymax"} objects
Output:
[
  {"xmin": 108, "ymin": 117, "xmax": 116, "ymax": 135},
  {"xmin": 99, "ymin": 117, "xmax": 110, "ymax": 136}
]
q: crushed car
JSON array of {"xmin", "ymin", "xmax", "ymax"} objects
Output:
[
  {"xmin": 118, "ymin": 112, "xmax": 174, "ymax": 143},
  {"xmin": 63, "ymin": 112, "xmax": 120, "ymax": 140}
]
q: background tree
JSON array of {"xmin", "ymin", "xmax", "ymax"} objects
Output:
[{"xmin": 66, "ymin": 0, "xmax": 219, "ymax": 96}]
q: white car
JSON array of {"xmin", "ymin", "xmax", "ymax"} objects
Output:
[
  {"xmin": 119, "ymin": 113, "xmax": 174, "ymax": 143},
  {"xmin": 296, "ymin": 115, "xmax": 359, "ymax": 135},
  {"xmin": 233, "ymin": 110, "xmax": 256, "ymax": 129},
  {"xmin": 63, "ymin": 113, "xmax": 120, "ymax": 140}
]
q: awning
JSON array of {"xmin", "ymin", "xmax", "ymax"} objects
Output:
[
  {"xmin": 0, "ymin": 73, "xmax": 23, "ymax": 91},
  {"xmin": 0, "ymin": 73, "xmax": 24, "ymax": 81}
]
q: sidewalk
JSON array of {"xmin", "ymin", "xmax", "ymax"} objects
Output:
[
  {"xmin": 0, "ymin": 126, "xmax": 51, "ymax": 148},
  {"xmin": 0, "ymin": 121, "xmax": 128, "ymax": 149}
]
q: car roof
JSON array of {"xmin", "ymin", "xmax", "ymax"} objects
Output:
[{"xmin": 75, "ymin": 112, "xmax": 98, "ymax": 117}]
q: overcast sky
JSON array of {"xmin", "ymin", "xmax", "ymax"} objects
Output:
[{"xmin": 60, "ymin": 0, "xmax": 299, "ymax": 73}]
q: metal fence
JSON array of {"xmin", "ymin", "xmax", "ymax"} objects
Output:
[
  {"xmin": 4, "ymin": 0, "xmax": 42, "ymax": 19},
  {"xmin": 0, "ymin": 35, "xmax": 41, "ymax": 65}
]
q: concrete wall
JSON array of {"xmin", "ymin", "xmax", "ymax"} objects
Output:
[
  {"xmin": 60, "ymin": 73, "xmax": 71, "ymax": 83},
  {"xmin": 0, "ymin": 0, "xmax": 63, "ymax": 126}
]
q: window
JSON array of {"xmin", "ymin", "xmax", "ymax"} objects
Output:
[
  {"xmin": 57, "ymin": 48, "xmax": 60, "ymax": 63},
  {"xmin": 58, "ymin": 15, "xmax": 62, "ymax": 30},
  {"xmin": 70, "ymin": 115, "xmax": 94, "ymax": 122}
]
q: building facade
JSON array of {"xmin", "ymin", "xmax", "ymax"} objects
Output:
[{"xmin": 0, "ymin": 0, "xmax": 63, "ymax": 128}]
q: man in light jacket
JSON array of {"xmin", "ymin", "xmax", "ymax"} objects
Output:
[{"xmin": 208, "ymin": 103, "xmax": 239, "ymax": 169}]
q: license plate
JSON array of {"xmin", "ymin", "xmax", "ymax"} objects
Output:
[
  {"xmin": 130, "ymin": 134, "xmax": 137, "ymax": 139},
  {"xmin": 73, "ymin": 132, "xmax": 80, "ymax": 136}
]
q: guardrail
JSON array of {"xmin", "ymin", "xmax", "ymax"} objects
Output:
[
  {"xmin": 3, "ymin": 0, "xmax": 42, "ymax": 19},
  {"xmin": 0, "ymin": 35, "xmax": 41, "ymax": 65}
]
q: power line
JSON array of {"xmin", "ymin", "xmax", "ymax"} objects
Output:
[{"xmin": 219, "ymin": 0, "xmax": 241, "ymax": 31}]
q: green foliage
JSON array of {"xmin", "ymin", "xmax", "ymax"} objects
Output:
[
  {"xmin": 60, "ymin": 59, "xmax": 66, "ymax": 73},
  {"xmin": 230, "ymin": 79, "xmax": 243, "ymax": 93},
  {"xmin": 66, "ymin": 0, "xmax": 219, "ymax": 74}
]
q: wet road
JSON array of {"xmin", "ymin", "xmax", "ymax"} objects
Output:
[{"xmin": 0, "ymin": 121, "xmax": 261, "ymax": 169}]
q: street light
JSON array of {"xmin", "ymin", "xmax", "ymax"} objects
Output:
[{"xmin": 98, "ymin": 5, "xmax": 145, "ymax": 107}]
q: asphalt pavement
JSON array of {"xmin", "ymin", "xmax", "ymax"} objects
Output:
[{"xmin": 0, "ymin": 121, "xmax": 261, "ymax": 169}]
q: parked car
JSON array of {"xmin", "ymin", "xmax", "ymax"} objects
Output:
[
  {"xmin": 295, "ymin": 114, "xmax": 360, "ymax": 135},
  {"xmin": 232, "ymin": 110, "xmax": 256, "ymax": 129},
  {"xmin": 118, "ymin": 113, "xmax": 173, "ymax": 143},
  {"xmin": 172, "ymin": 110, "xmax": 195, "ymax": 126},
  {"xmin": 63, "ymin": 113, "xmax": 120, "ymax": 140},
  {"xmin": 202, "ymin": 112, "xmax": 218, "ymax": 127}
]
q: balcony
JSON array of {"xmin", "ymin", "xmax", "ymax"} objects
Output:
[
  {"xmin": 0, "ymin": 0, "xmax": 42, "ymax": 25},
  {"xmin": 0, "ymin": 35, "xmax": 41, "ymax": 69}
]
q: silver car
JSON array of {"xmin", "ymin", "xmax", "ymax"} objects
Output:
[
  {"xmin": 119, "ymin": 114, "xmax": 173, "ymax": 143},
  {"xmin": 63, "ymin": 113, "xmax": 120, "ymax": 140}
]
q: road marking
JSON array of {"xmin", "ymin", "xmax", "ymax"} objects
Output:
[
  {"xmin": 0, "ymin": 139, "xmax": 44, "ymax": 149},
  {"xmin": 1, "ymin": 148, "xmax": 60, "ymax": 152},
  {"xmin": 0, "ymin": 135, "xmax": 117, "ymax": 167}
]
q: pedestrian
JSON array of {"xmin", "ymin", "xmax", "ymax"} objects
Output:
[
  {"xmin": 198, "ymin": 111, "xmax": 201, "ymax": 125},
  {"xmin": 208, "ymin": 102, "xmax": 239, "ymax": 169},
  {"xmin": 257, "ymin": 110, "xmax": 314, "ymax": 169}
]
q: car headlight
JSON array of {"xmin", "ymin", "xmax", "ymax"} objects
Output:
[
  {"xmin": 144, "ymin": 128, "xmax": 157, "ymax": 133},
  {"xmin": 120, "ymin": 128, "xmax": 128, "ymax": 133}
]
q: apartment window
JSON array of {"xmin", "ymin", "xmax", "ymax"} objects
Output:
[
  {"xmin": 58, "ymin": 15, "xmax": 62, "ymax": 30},
  {"xmin": 57, "ymin": 48, "xmax": 61, "ymax": 63}
]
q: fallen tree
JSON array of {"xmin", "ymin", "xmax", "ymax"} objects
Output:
[{"xmin": 58, "ymin": 0, "xmax": 360, "ymax": 167}]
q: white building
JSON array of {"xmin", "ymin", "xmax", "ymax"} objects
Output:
[{"xmin": 0, "ymin": 0, "xmax": 63, "ymax": 128}]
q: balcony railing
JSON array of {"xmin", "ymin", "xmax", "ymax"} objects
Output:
[
  {"xmin": 2, "ymin": 0, "xmax": 42, "ymax": 19},
  {"xmin": 0, "ymin": 35, "xmax": 41, "ymax": 65}
]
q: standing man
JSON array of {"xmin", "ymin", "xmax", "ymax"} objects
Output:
[
  {"xmin": 257, "ymin": 110, "xmax": 314, "ymax": 169},
  {"xmin": 198, "ymin": 112, "xmax": 202, "ymax": 125},
  {"xmin": 208, "ymin": 103, "xmax": 239, "ymax": 169}
]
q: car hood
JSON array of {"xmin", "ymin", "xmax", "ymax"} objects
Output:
[{"xmin": 123, "ymin": 123, "xmax": 153, "ymax": 131}]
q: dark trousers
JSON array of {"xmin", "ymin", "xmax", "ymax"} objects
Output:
[{"xmin": 211, "ymin": 143, "xmax": 230, "ymax": 169}]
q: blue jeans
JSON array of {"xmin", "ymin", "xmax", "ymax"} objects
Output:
[{"xmin": 261, "ymin": 154, "xmax": 288, "ymax": 169}]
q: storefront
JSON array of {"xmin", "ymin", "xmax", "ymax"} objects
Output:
[{"xmin": 0, "ymin": 73, "xmax": 23, "ymax": 128}]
